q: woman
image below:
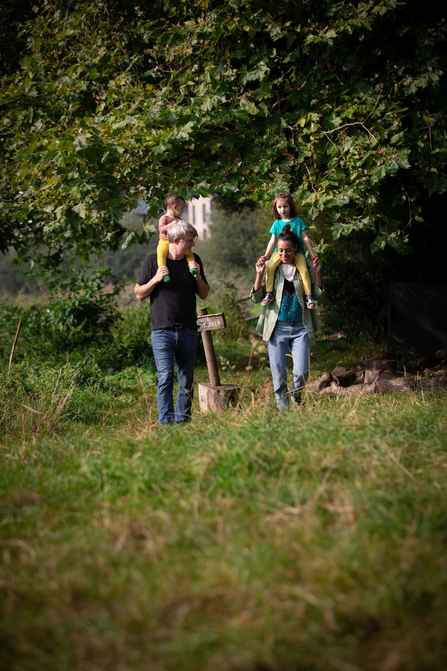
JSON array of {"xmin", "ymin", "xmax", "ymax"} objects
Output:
[{"xmin": 251, "ymin": 225, "xmax": 323, "ymax": 410}]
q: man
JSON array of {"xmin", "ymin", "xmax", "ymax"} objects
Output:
[{"xmin": 134, "ymin": 221, "xmax": 209, "ymax": 425}]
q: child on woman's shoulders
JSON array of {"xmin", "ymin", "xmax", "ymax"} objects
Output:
[{"xmin": 260, "ymin": 192, "xmax": 318, "ymax": 308}]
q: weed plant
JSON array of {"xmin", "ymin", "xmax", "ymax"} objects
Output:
[{"xmin": 1, "ymin": 336, "xmax": 447, "ymax": 670}]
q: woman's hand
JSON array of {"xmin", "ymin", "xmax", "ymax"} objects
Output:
[
  {"xmin": 312, "ymin": 256, "xmax": 323, "ymax": 289},
  {"xmin": 253, "ymin": 257, "xmax": 266, "ymax": 293},
  {"xmin": 256, "ymin": 257, "xmax": 266, "ymax": 274}
]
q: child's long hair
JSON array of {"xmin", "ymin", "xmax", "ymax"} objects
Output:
[
  {"xmin": 278, "ymin": 224, "xmax": 299, "ymax": 249},
  {"xmin": 270, "ymin": 192, "xmax": 298, "ymax": 219}
]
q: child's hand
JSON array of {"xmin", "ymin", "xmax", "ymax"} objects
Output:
[
  {"xmin": 166, "ymin": 218, "xmax": 182, "ymax": 227},
  {"xmin": 311, "ymin": 254, "xmax": 319, "ymax": 264}
]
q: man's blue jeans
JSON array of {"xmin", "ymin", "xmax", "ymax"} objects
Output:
[
  {"xmin": 151, "ymin": 327, "xmax": 198, "ymax": 424},
  {"xmin": 267, "ymin": 321, "xmax": 311, "ymax": 411}
]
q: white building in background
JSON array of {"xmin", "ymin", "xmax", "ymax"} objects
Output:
[
  {"xmin": 184, "ymin": 197, "xmax": 212, "ymax": 240},
  {"xmin": 135, "ymin": 196, "xmax": 213, "ymax": 240}
]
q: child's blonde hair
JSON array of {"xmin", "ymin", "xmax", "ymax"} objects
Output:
[{"xmin": 271, "ymin": 192, "xmax": 298, "ymax": 219}]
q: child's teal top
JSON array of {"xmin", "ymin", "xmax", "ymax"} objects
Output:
[{"xmin": 270, "ymin": 216, "xmax": 306, "ymax": 256}]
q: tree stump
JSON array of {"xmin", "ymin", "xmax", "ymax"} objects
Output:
[{"xmin": 198, "ymin": 383, "xmax": 242, "ymax": 414}]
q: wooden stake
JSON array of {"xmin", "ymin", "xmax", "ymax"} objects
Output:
[
  {"xmin": 8, "ymin": 320, "xmax": 22, "ymax": 377},
  {"xmin": 198, "ymin": 307, "xmax": 221, "ymax": 387}
]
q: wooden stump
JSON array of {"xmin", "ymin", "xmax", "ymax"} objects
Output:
[{"xmin": 198, "ymin": 383, "xmax": 241, "ymax": 414}]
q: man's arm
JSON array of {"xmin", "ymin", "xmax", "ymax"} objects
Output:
[
  {"xmin": 189, "ymin": 256, "xmax": 210, "ymax": 300},
  {"xmin": 134, "ymin": 266, "xmax": 167, "ymax": 301},
  {"xmin": 195, "ymin": 272, "xmax": 210, "ymax": 300}
]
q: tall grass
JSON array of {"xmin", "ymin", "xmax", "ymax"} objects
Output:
[
  {"xmin": 1, "ymin": 347, "xmax": 446, "ymax": 671},
  {"xmin": 1, "ymin": 364, "xmax": 79, "ymax": 443}
]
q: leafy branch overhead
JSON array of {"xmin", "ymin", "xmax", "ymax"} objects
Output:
[{"xmin": 1, "ymin": 0, "xmax": 446, "ymax": 265}]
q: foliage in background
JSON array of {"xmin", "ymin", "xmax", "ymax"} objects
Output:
[
  {"xmin": 0, "ymin": 268, "xmax": 154, "ymax": 372},
  {"xmin": 203, "ymin": 279, "xmax": 252, "ymax": 343},
  {"xmin": 0, "ymin": 0, "xmax": 446, "ymax": 269},
  {"xmin": 39, "ymin": 267, "xmax": 123, "ymax": 349},
  {"xmin": 199, "ymin": 203, "xmax": 269, "ymax": 272},
  {"xmin": 320, "ymin": 233, "xmax": 403, "ymax": 341}
]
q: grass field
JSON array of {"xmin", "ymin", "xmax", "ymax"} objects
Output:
[{"xmin": 1, "ymin": 337, "xmax": 447, "ymax": 671}]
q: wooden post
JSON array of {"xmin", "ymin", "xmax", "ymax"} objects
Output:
[
  {"xmin": 196, "ymin": 308, "xmax": 241, "ymax": 413},
  {"xmin": 198, "ymin": 307, "xmax": 221, "ymax": 387},
  {"xmin": 8, "ymin": 320, "xmax": 22, "ymax": 377}
]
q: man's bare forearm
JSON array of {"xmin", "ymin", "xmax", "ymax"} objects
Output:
[
  {"xmin": 195, "ymin": 274, "xmax": 210, "ymax": 300},
  {"xmin": 134, "ymin": 268, "xmax": 166, "ymax": 301}
]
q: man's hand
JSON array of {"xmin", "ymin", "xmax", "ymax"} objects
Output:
[
  {"xmin": 188, "ymin": 260, "xmax": 201, "ymax": 277},
  {"xmin": 155, "ymin": 266, "xmax": 170, "ymax": 282},
  {"xmin": 134, "ymin": 266, "xmax": 169, "ymax": 301}
]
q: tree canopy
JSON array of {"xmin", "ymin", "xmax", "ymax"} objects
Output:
[{"xmin": 1, "ymin": 0, "xmax": 446, "ymax": 267}]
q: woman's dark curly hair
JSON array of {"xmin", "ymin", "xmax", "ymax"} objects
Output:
[{"xmin": 278, "ymin": 223, "xmax": 299, "ymax": 249}]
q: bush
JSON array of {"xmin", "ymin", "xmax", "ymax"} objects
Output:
[
  {"xmin": 0, "ymin": 268, "xmax": 148, "ymax": 369},
  {"xmin": 40, "ymin": 267, "xmax": 123, "ymax": 351}
]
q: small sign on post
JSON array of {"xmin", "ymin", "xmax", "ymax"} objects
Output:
[
  {"xmin": 197, "ymin": 308, "xmax": 241, "ymax": 413},
  {"xmin": 197, "ymin": 312, "xmax": 226, "ymax": 332}
]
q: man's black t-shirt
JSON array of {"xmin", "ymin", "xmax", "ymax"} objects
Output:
[{"xmin": 137, "ymin": 253, "xmax": 208, "ymax": 330}]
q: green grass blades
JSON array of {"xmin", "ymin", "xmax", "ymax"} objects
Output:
[{"xmin": 1, "ymin": 355, "xmax": 447, "ymax": 670}]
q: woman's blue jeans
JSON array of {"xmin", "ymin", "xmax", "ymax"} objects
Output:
[
  {"xmin": 151, "ymin": 328, "xmax": 198, "ymax": 424},
  {"xmin": 267, "ymin": 321, "xmax": 311, "ymax": 411}
]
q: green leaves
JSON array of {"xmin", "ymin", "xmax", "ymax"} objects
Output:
[{"xmin": 1, "ymin": 0, "xmax": 446, "ymax": 266}]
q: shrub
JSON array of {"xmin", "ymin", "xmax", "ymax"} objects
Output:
[
  {"xmin": 0, "ymin": 268, "xmax": 130, "ymax": 367},
  {"xmin": 41, "ymin": 267, "xmax": 123, "ymax": 351}
]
